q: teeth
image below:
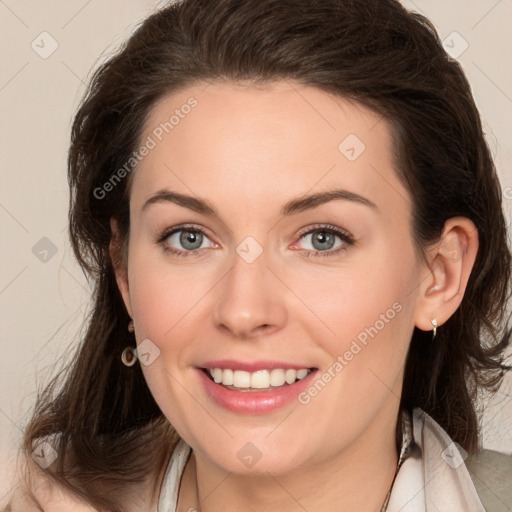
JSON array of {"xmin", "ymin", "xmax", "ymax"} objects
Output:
[
  {"xmin": 208, "ymin": 367, "xmax": 311, "ymax": 389},
  {"xmin": 285, "ymin": 369, "xmax": 296, "ymax": 384},
  {"xmin": 270, "ymin": 369, "xmax": 286, "ymax": 386},
  {"xmin": 222, "ymin": 368, "xmax": 234, "ymax": 385},
  {"xmin": 251, "ymin": 370, "xmax": 269, "ymax": 389},
  {"xmin": 211, "ymin": 368, "xmax": 223, "ymax": 384},
  {"xmin": 296, "ymin": 369, "xmax": 308, "ymax": 379},
  {"xmin": 234, "ymin": 370, "xmax": 251, "ymax": 388}
]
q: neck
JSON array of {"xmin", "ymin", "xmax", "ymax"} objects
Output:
[{"xmin": 177, "ymin": 410, "xmax": 400, "ymax": 512}]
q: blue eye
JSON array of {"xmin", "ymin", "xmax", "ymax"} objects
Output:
[
  {"xmin": 157, "ymin": 225, "xmax": 213, "ymax": 257},
  {"xmin": 296, "ymin": 225, "xmax": 355, "ymax": 257},
  {"xmin": 168, "ymin": 229, "xmax": 206, "ymax": 250},
  {"xmin": 301, "ymin": 230, "xmax": 340, "ymax": 251}
]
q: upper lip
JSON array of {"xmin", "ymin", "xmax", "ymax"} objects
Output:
[{"xmin": 199, "ymin": 360, "xmax": 316, "ymax": 372}]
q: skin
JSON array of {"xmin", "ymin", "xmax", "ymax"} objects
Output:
[{"xmin": 110, "ymin": 80, "xmax": 478, "ymax": 512}]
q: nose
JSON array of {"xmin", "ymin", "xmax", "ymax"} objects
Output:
[{"xmin": 213, "ymin": 248, "xmax": 287, "ymax": 340}]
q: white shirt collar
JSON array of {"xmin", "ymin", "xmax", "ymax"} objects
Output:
[{"xmin": 386, "ymin": 408, "xmax": 485, "ymax": 511}]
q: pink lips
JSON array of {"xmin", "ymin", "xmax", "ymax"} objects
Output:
[{"xmin": 195, "ymin": 361, "xmax": 317, "ymax": 414}]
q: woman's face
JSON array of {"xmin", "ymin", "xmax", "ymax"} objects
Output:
[{"xmin": 114, "ymin": 80, "xmax": 426, "ymax": 474}]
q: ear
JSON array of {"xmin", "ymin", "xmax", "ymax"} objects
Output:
[
  {"xmin": 413, "ymin": 216, "xmax": 479, "ymax": 333},
  {"xmin": 109, "ymin": 217, "xmax": 133, "ymax": 318}
]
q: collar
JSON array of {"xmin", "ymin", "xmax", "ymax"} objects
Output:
[
  {"xmin": 384, "ymin": 407, "xmax": 486, "ymax": 511},
  {"xmin": 159, "ymin": 408, "xmax": 486, "ymax": 512}
]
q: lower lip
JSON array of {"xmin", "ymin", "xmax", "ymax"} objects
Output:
[{"xmin": 196, "ymin": 368, "xmax": 318, "ymax": 414}]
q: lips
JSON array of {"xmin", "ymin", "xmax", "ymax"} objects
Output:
[{"xmin": 196, "ymin": 360, "xmax": 318, "ymax": 413}]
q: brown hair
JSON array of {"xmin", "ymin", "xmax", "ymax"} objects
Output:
[{"xmin": 13, "ymin": 0, "xmax": 511, "ymax": 510}]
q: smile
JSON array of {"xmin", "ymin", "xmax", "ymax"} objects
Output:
[
  {"xmin": 206, "ymin": 367, "xmax": 312, "ymax": 390},
  {"xmin": 196, "ymin": 363, "xmax": 318, "ymax": 413}
]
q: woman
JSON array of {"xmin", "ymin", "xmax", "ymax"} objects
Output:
[{"xmin": 5, "ymin": 0, "xmax": 511, "ymax": 511}]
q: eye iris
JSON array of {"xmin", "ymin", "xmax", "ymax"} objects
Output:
[
  {"xmin": 180, "ymin": 230, "xmax": 203, "ymax": 250},
  {"xmin": 312, "ymin": 231, "xmax": 335, "ymax": 251}
]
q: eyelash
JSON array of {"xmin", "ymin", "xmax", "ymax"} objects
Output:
[
  {"xmin": 156, "ymin": 223, "xmax": 356, "ymax": 258},
  {"xmin": 297, "ymin": 224, "xmax": 356, "ymax": 258}
]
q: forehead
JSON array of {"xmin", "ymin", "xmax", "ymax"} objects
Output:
[{"xmin": 130, "ymin": 80, "xmax": 408, "ymax": 218}]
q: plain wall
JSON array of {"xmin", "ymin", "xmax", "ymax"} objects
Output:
[{"xmin": 1, "ymin": 0, "xmax": 511, "ymax": 504}]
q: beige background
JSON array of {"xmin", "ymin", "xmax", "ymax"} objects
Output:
[{"xmin": 1, "ymin": 0, "xmax": 511, "ymax": 504}]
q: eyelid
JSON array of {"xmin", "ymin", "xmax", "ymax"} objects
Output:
[
  {"xmin": 296, "ymin": 223, "xmax": 355, "ymax": 243},
  {"xmin": 157, "ymin": 223, "xmax": 214, "ymax": 242}
]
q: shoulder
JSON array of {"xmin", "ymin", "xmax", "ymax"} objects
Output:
[
  {"xmin": 6, "ymin": 452, "xmax": 165, "ymax": 512},
  {"xmin": 5, "ymin": 463, "xmax": 99, "ymax": 512},
  {"xmin": 466, "ymin": 449, "xmax": 512, "ymax": 512},
  {"xmin": 412, "ymin": 408, "xmax": 512, "ymax": 510},
  {"xmin": 6, "ymin": 483, "xmax": 99, "ymax": 512}
]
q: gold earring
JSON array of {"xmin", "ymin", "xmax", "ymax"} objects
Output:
[
  {"xmin": 430, "ymin": 318, "xmax": 438, "ymax": 340},
  {"xmin": 122, "ymin": 320, "xmax": 137, "ymax": 367},
  {"xmin": 121, "ymin": 346, "xmax": 137, "ymax": 366}
]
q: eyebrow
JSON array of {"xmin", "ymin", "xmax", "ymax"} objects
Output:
[{"xmin": 141, "ymin": 188, "xmax": 378, "ymax": 217}]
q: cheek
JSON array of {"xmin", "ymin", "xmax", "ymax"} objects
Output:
[
  {"xmin": 127, "ymin": 250, "xmax": 208, "ymax": 340},
  {"xmin": 293, "ymin": 284, "xmax": 416, "ymax": 434},
  {"xmin": 125, "ymin": 256, "xmax": 198, "ymax": 419},
  {"xmin": 304, "ymin": 241, "xmax": 418, "ymax": 381}
]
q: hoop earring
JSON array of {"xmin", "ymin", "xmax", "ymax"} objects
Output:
[
  {"xmin": 121, "ymin": 346, "xmax": 137, "ymax": 367},
  {"xmin": 430, "ymin": 318, "xmax": 438, "ymax": 340},
  {"xmin": 122, "ymin": 320, "xmax": 138, "ymax": 367}
]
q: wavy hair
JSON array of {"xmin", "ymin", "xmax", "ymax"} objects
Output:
[{"xmin": 12, "ymin": 1, "xmax": 511, "ymax": 510}]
